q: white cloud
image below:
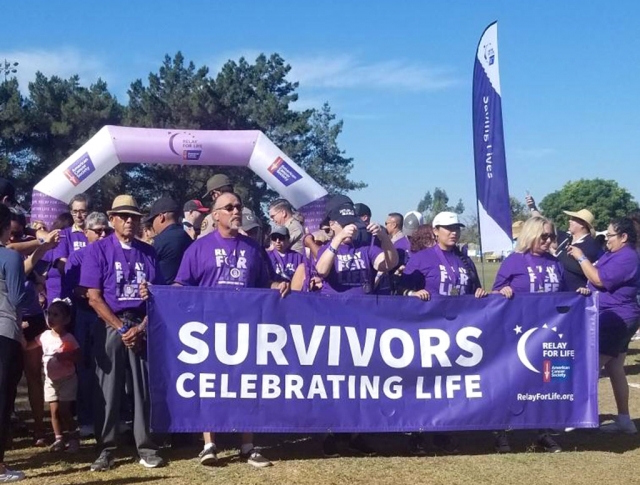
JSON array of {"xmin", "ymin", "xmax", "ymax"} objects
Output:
[
  {"xmin": 288, "ymin": 54, "xmax": 459, "ymax": 92},
  {"xmin": 0, "ymin": 48, "xmax": 109, "ymax": 93}
]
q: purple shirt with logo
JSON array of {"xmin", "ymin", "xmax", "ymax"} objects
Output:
[
  {"xmin": 493, "ymin": 252, "xmax": 565, "ymax": 294},
  {"xmin": 589, "ymin": 245, "xmax": 640, "ymax": 324},
  {"xmin": 63, "ymin": 246, "xmax": 87, "ymax": 300},
  {"xmin": 317, "ymin": 243, "xmax": 382, "ymax": 295},
  {"xmin": 54, "ymin": 226, "xmax": 88, "ymax": 261},
  {"xmin": 402, "ymin": 246, "xmax": 479, "ymax": 296},
  {"xmin": 79, "ymin": 234, "xmax": 162, "ymax": 314},
  {"xmin": 174, "ymin": 231, "xmax": 272, "ymax": 288},
  {"xmin": 267, "ymin": 250, "xmax": 304, "ymax": 282}
]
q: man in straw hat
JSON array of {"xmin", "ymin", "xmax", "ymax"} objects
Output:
[
  {"xmin": 80, "ymin": 195, "xmax": 165, "ymax": 471},
  {"xmin": 556, "ymin": 208, "xmax": 603, "ymax": 290}
]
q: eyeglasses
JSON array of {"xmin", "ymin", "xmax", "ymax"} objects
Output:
[
  {"xmin": 71, "ymin": 210, "xmax": 88, "ymax": 216},
  {"xmin": 540, "ymin": 232, "xmax": 557, "ymax": 242},
  {"xmin": 214, "ymin": 203, "xmax": 243, "ymax": 213},
  {"xmin": 112, "ymin": 213, "xmax": 140, "ymax": 221},
  {"xmin": 87, "ymin": 227, "xmax": 110, "ymax": 237},
  {"xmin": 321, "ymin": 227, "xmax": 332, "ymax": 234},
  {"xmin": 605, "ymin": 233, "xmax": 619, "ymax": 239}
]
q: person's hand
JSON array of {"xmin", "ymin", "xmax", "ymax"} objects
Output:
[
  {"xmin": 525, "ymin": 195, "xmax": 537, "ymax": 211},
  {"xmin": 567, "ymin": 245, "xmax": 585, "ymax": 261},
  {"xmin": 499, "ymin": 286, "xmax": 514, "ymax": 299},
  {"xmin": 576, "ymin": 287, "xmax": 591, "ymax": 296},
  {"xmin": 122, "ymin": 325, "xmax": 145, "ymax": 348},
  {"xmin": 394, "ymin": 265, "xmax": 406, "ymax": 276},
  {"xmin": 409, "ymin": 289, "xmax": 430, "ymax": 301},
  {"xmin": 273, "ymin": 281, "xmax": 291, "ymax": 298},
  {"xmin": 185, "ymin": 225, "xmax": 196, "ymax": 240},
  {"xmin": 41, "ymin": 229, "xmax": 61, "ymax": 250},
  {"xmin": 309, "ymin": 276, "xmax": 323, "ymax": 291},
  {"xmin": 367, "ymin": 223, "xmax": 383, "ymax": 238},
  {"xmin": 475, "ymin": 288, "xmax": 489, "ymax": 298},
  {"xmin": 139, "ymin": 281, "xmax": 151, "ymax": 301},
  {"xmin": 337, "ymin": 224, "xmax": 357, "ymax": 243}
]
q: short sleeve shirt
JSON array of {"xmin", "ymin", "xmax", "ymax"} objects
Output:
[
  {"xmin": 492, "ymin": 252, "xmax": 565, "ymax": 294},
  {"xmin": 175, "ymin": 231, "xmax": 272, "ymax": 288},
  {"xmin": 37, "ymin": 330, "xmax": 79, "ymax": 381},
  {"xmin": 79, "ymin": 234, "xmax": 162, "ymax": 314},
  {"xmin": 317, "ymin": 243, "xmax": 382, "ymax": 295}
]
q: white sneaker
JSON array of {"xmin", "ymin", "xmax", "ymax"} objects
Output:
[
  {"xmin": 0, "ymin": 467, "xmax": 25, "ymax": 482},
  {"xmin": 600, "ymin": 419, "xmax": 637, "ymax": 434}
]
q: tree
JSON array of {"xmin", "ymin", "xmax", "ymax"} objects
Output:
[
  {"xmin": 298, "ymin": 103, "xmax": 366, "ymax": 195},
  {"xmin": 510, "ymin": 196, "xmax": 528, "ymax": 222},
  {"xmin": 539, "ymin": 179, "xmax": 638, "ymax": 230},
  {"xmin": 0, "ymin": 78, "xmax": 30, "ymax": 196},
  {"xmin": 416, "ymin": 187, "xmax": 464, "ymax": 223}
]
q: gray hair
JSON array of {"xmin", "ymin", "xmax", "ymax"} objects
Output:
[
  {"xmin": 69, "ymin": 193, "xmax": 91, "ymax": 209},
  {"xmin": 85, "ymin": 212, "xmax": 108, "ymax": 229}
]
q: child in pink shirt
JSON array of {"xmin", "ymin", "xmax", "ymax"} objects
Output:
[{"xmin": 35, "ymin": 299, "xmax": 80, "ymax": 452}]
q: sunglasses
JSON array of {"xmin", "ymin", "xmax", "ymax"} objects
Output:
[
  {"xmin": 113, "ymin": 213, "xmax": 140, "ymax": 221},
  {"xmin": 271, "ymin": 235, "xmax": 286, "ymax": 242},
  {"xmin": 540, "ymin": 232, "xmax": 557, "ymax": 242},
  {"xmin": 322, "ymin": 227, "xmax": 332, "ymax": 234},
  {"xmin": 214, "ymin": 203, "xmax": 243, "ymax": 213},
  {"xmin": 88, "ymin": 227, "xmax": 111, "ymax": 237}
]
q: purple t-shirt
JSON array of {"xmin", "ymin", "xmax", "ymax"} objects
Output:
[
  {"xmin": 63, "ymin": 246, "xmax": 87, "ymax": 300},
  {"xmin": 174, "ymin": 231, "xmax": 272, "ymax": 288},
  {"xmin": 39, "ymin": 249, "xmax": 62, "ymax": 301},
  {"xmin": 589, "ymin": 245, "xmax": 640, "ymax": 323},
  {"xmin": 79, "ymin": 234, "xmax": 161, "ymax": 314},
  {"xmin": 493, "ymin": 252, "xmax": 565, "ymax": 293},
  {"xmin": 317, "ymin": 243, "xmax": 382, "ymax": 295},
  {"xmin": 267, "ymin": 250, "xmax": 303, "ymax": 282},
  {"xmin": 402, "ymin": 245, "xmax": 479, "ymax": 296},
  {"xmin": 54, "ymin": 226, "xmax": 88, "ymax": 261}
]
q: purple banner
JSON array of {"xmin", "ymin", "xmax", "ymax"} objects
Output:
[
  {"xmin": 29, "ymin": 190, "xmax": 69, "ymax": 230},
  {"xmin": 148, "ymin": 288, "xmax": 599, "ymax": 433},
  {"xmin": 473, "ymin": 22, "xmax": 513, "ymax": 255}
]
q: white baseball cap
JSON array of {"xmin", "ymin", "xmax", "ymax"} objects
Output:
[{"xmin": 432, "ymin": 211, "xmax": 465, "ymax": 228}]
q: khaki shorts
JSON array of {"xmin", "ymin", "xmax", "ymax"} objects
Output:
[{"xmin": 44, "ymin": 374, "xmax": 78, "ymax": 403}]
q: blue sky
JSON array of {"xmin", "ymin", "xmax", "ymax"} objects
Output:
[{"xmin": 2, "ymin": 0, "xmax": 639, "ymax": 223}]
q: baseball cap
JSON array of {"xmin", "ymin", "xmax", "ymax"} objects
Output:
[
  {"xmin": 403, "ymin": 211, "xmax": 424, "ymax": 237},
  {"xmin": 432, "ymin": 211, "xmax": 465, "ymax": 228},
  {"xmin": 202, "ymin": 174, "xmax": 232, "ymax": 198},
  {"xmin": 241, "ymin": 207, "xmax": 261, "ymax": 231},
  {"xmin": 183, "ymin": 200, "xmax": 209, "ymax": 213},
  {"xmin": 327, "ymin": 202, "xmax": 359, "ymax": 227},
  {"xmin": 271, "ymin": 226, "xmax": 289, "ymax": 238},
  {"xmin": 143, "ymin": 196, "xmax": 180, "ymax": 223},
  {"xmin": 354, "ymin": 203, "xmax": 371, "ymax": 218},
  {"xmin": 0, "ymin": 178, "xmax": 16, "ymax": 204}
]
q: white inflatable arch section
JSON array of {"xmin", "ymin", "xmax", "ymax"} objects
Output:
[{"xmin": 32, "ymin": 126, "xmax": 328, "ymax": 228}]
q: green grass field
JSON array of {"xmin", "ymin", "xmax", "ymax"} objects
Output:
[{"xmin": 6, "ymin": 343, "xmax": 640, "ymax": 485}]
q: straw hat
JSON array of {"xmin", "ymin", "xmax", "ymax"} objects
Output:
[
  {"xmin": 563, "ymin": 209, "xmax": 595, "ymax": 230},
  {"xmin": 107, "ymin": 195, "xmax": 143, "ymax": 216}
]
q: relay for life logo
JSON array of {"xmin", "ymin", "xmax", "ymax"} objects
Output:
[{"xmin": 514, "ymin": 323, "xmax": 574, "ymax": 382}]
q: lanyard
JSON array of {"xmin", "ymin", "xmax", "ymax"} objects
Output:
[
  {"xmin": 434, "ymin": 245, "xmax": 460, "ymax": 286},
  {"xmin": 214, "ymin": 231, "xmax": 241, "ymax": 267},
  {"xmin": 111, "ymin": 235, "xmax": 138, "ymax": 282}
]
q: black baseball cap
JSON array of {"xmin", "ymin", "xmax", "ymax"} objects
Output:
[
  {"xmin": 0, "ymin": 178, "xmax": 16, "ymax": 204},
  {"xmin": 144, "ymin": 196, "xmax": 180, "ymax": 223}
]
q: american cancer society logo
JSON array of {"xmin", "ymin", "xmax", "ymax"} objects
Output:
[
  {"xmin": 169, "ymin": 133, "xmax": 202, "ymax": 161},
  {"xmin": 268, "ymin": 156, "xmax": 302, "ymax": 187},
  {"xmin": 63, "ymin": 153, "xmax": 96, "ymax": 186},
  {"xmin": 483, "ymin": 43, "xmax": 495, "ymax": 66},
  {"xmin": 514, "ymin": 323, "xmax": 574, "ymax": 382}
]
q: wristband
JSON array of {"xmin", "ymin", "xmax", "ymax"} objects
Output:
[
  {"xmin": 38, "ymin": 237, "xmax": 46, "ymax": 245},
  {"xmin": 329, "ymin": 245, "xmax": 339, "ymax": 255},
  {"xmin": 577, "ymin": 256, "xmax": 587, "ymax": 264},
  {"xmin": 117, "ymin": 324, "xmax": 130, "ymax": 335}
]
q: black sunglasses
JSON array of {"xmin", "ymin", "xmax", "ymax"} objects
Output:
[
  {"xmin": 271, "ymin": 235, "xmax": 286, "ymax": 242},
  {"xmin": 540, "ymin": 232, "xmax": 557, "ymax": 242},
  {"xmin": 214, "ymin": 203, "xmax": 243, "ymax": 213},
  {"xmin": 88, "ymin": 227, "xmax": 111, "ymax": 237}
]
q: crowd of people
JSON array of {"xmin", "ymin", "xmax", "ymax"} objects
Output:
[{"xmin": 0, "ymin": 175, "xmax": 639, "ymax": 481}]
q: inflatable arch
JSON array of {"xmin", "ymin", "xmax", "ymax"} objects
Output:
[{"xmin": 31, "ymin": 126, "xmax": 329, "ymax": 229}]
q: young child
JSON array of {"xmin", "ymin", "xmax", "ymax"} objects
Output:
[{"xmin": 35, "ymin": 298, "xmax": 81, "ymax": 453}]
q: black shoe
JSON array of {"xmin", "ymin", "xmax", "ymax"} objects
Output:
[
  {"xmin": 408, "ymin": 433, "xmax": 427, "ymax": 456},
  {"xmin": 538, "ymin": 434, "xmax": 562, "ymax": 453},
  {"xmin": 198, "ymin": 445, "xmax": 219, "ymax": 466},
  {"xmin": 323, "ymin": 434, "xmax": 340, "ymax": 458},
  {"xmin": 139, "ymin": 454, "xmax": 165, "ymax": 468},
  {"xmin": 347, "ymin": 435, "xmax": 377, "ymax": 456},
  {"xmin": 91, "ymin": 451, "xmax": 115, "ymax": 472},
  {"xmin": 240, "ymin": 449, "xmax": 273, "ymax": 468},
  {"xmin": 432, "ymin": 433, "xmax": 460, "ymax": 454},
  {"xmin": 494, "ymin": 431, "xmax": 511, "ymax": 453}
]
